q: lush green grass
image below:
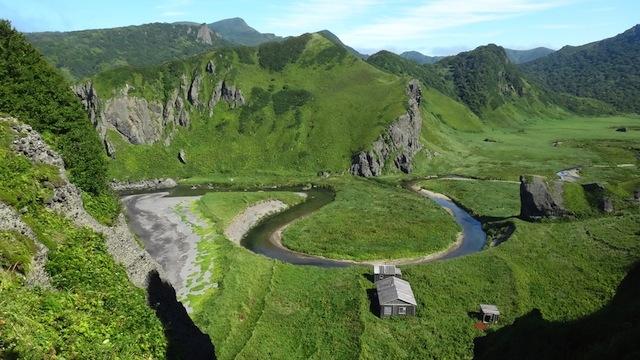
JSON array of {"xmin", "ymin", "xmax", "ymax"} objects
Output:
[
  {"xmin": 418, "ymin": 179, "xmax": 521, "ymax": 218},
  {"xmin": 187, "ymin": 178, "xmax": 639, "ymax": 359},
  {"xmin": 91, "ymin": 34, "xmax": 406, "ymax": 180},
  {"xmin": 415, "ymin": 114, "xmax": 640, "ymax": 189},
  {"xmin": 0, "ymin": 231, "xmax": 36, "ymax": 273},
  {"xmin": 0, "ymin": 122, "xmax": 165, "ymax": 359},
  {"xmin": 282, "ymin": 177, "xmax": 458, "ymax": 260},
  {"xmin": 197, "ymin": 191, "xmax": 305, "ymax": 228}
]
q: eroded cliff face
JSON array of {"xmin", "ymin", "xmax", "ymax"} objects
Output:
[
  {"xmin": 73, "ymin": 59, "xmax": 245, "ymax": 147},
  {"xmin": 350, "ymin": 79, "xmax": 423, "ymax": 177}
]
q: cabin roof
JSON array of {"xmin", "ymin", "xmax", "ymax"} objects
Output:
[
  {"xmin": 376, "ymin": 276, "xmax": 416, "ymax": 306},
  {"xmin": 480, "ymin": 304, "xmax": 500, "ymax": 315},
  {"xmin": 373, "ymin": 264, "xmax": 402, "ymax": 276}
]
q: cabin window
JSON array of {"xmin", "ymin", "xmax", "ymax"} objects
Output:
[
  {"xmin": 398, "ymin": 306, "xmax": 407, "ymax": 315},
  {"xmin": 383, "ymin": 306, "xmax": 392, "ymax": 315}
]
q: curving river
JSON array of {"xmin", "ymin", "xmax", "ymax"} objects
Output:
[{"xmin": 122, "ymin": 181, "xmax": 487, "ymax": 270}]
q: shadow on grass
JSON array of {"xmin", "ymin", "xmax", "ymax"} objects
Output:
[
  {"xmin": 474, "ymin": 261, "xmax": 640, "ymax": 360},
  {"xmin": 367, "ymin": 288, "xmax": 380, "ymax": 317},
  {"xmin": 147, "ymin": 270, "xmax": 216, "ymax": 360}
]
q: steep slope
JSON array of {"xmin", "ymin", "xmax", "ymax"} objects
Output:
[
  {"xmin": 209, "ymin": 17, "xmax": 280, "ymax": 46},
  {"xmin": 400, "ymin": 51, "xmax": 444, "ymax": 64},
  {"xmin": 504, "ymin": 47, "xmax": 554, "ymax": 64},
  {"xmin": 522, "ymin": 24, "xmax": 640, "ymax": 113},
  {"xmin": 26, "ymin": 22, "xmax": 229, "ymax": 79},
  {"xmin": 75, "ymin": 33, "xmax": 409, "ymax": 179},
  {"xmin": 0, "ymin": 20, "xmax": 109, "ymax": 195},
  {"xmin": 318, "ymin": 30, "xmax": 367, "ymax": 59}
]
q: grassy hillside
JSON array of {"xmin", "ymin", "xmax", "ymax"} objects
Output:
[
  {"xmin": 522, "ymin": 24, "xmax": 640, "ymax": 113},
  {"xmin": 0, "ymin": 21, "xmax": 113, "ymax": 199},
  {"xmin": 504, "ymin": 47, "xmax": 554, "ymax": 64},
  {"xmin": 93, "ymin": 33, "xmax": 407, "ymax": 180},
  {"xmin": 0, "ymin": 121, "xmax": 165, "ymax": 358},
  {"xmin": 208, "ymin": 17, "xmax": 281, "ymax": 46},
  {"xmin": 27, "ymin": 22, "xmax": 229, "ymax": 80}
]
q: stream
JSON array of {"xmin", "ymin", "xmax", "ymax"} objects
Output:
[{"xmin": 122, "ymin": 182, "xmax": 487, "ymax": 269}]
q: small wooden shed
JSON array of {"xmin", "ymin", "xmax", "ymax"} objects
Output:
[
  {"xmin": 376, "ymin": 277, "xmax": 416, "ymax": 317},
  {"xmin": 479, "ymin": 304, "xmax": 500, "ymax": 324},
  {"xmin": 373, "ymin": 264, "xmax": 402, "ymax": 282}
]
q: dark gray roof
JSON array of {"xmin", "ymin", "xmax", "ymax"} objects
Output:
[
  {"xmin": 373, "ymin": 264, "xmax": 402, "ymax": 276},
  {"xmin": 376, "ymin": 277, "xmax": 417, "ymax": 306}
]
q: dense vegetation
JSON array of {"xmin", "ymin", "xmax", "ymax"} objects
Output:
[
  {"xmin": 208, "ymin": 17, "xmax": 281, "ymax": 46},
  {"xmin": 522, "ymin": 24, "xmax": 640, "ymax": 113},
  {"xmin": 26, "ymin": 22, "xmax": 228, "ymax": 80},
  {"xmin": 92, "ymin": 34, "xmax": 406, "ymax": 180},
  {"xmin": 258, "ymin": 33, "xmax": 312, "ymax": 71},
  {"xmin": 0, "ymin": 122, "xmax": 165, "ymax": 359},
  {"xmin": 399, "ymin": 50, "xmax": 443, "ymax": 65},
  {"xmin": 0, "ymin": 20, "xmax": 109, "ymax": 196},
  {"xmin": 504, "ymin": 47, "xmax": 554, "ymax": 64},
  {"xmin": 438, "ymin": 44, "xmax": 526, "ymax": 115}
]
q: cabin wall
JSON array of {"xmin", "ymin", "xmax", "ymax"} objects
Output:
[{"xmin": 379, "ymin": 304, "xmax": 416, "ymax": 317}]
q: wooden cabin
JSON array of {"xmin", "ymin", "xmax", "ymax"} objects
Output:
[
  {"xmin": 479, "ymin": 304, "xmax": 500, "ymax": 324},
  {"xmin": 376, "ymin": 276, "xmax": 417, "ymax": 317},
  {"xmin": 373, "ymin": 264, "xmax": 402, "ymax": 282}
]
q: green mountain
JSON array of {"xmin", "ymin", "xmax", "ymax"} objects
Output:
[
  {"xmin": 26, "ymin": 22, "xmax": 229, "ymax": 80},
  {"xmin": 504, "ymin": 47, "xmax": 554, "ymax": 64},
  {"xmin": 522, "ymin": 24, "xmax": 640, "ymax": 113},
  {"xmin": 208, "ymin": 17, "xmax": 280, "ymax": 46},
  {"xmin": 400, "ymin": 51, "xmax": 444, "ymax": 64},
  {"xmin": 318, "ymin": 30, "xmax": 367, "ymax": 59},
  {"xmin": 78, "ymin": 33, "xmax": 410, "ymax": 179}
]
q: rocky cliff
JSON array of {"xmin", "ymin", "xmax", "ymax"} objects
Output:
[
  {"xmin": 73, "ymin": 60, "xmax": 245, "ymax": 147},
  {"xmin": 519, "ymin": 175, "xmax": 568, "ymax": 220},
  {"xmin": 7, "ymin": 118, "xmax": 164, "ymax": 287},
  {"xmin": 350, "ymin": 79, "xmax": 423, "ymax": 176}
]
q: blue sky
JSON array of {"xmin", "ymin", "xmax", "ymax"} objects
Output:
[{"xmin": 1, "ymin": 0, "xmax": 638, "ymax": 55}]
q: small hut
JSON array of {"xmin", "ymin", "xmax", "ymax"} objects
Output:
[
  {"xmin": 479, "ymin": 304, "xmax": 500, "ymax": 324},
  {"xmin": 376, "ymin": 277, "xmax": 416, "ymax": 317},
  {"xmin": 373, "ymin": 264, "xmax": 402, "ymax": 282}
]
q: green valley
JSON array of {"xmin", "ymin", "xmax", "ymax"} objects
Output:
[{"xmin": 1, "ymin": 7, "xmax": 639, "ymax": 360}]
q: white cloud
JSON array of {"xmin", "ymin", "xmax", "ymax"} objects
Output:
[
  {"xmin": 341, "ymin": 0, "xmax": 573, "ymax": 48},
  {"xmin": 264, "ymin": 0, "xmax": 378, "ymax": 32}
]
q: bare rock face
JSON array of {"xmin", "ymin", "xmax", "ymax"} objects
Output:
[
  {"xmin": 178, "ymin": 149, "xmax": 187, "ymax": 164},
  {"xmin": 103, "ymin": 95, "xmax": 164, "ymax": 144},
  {"xmin": 208, "ymin": 80, "xmax": 245, "ymax": 111},
  {"xmin": 163, "ymin": 90, "xmax": 190, "ymax": 128},
  {"xmin": 196, "ymin": 23, "xmax": 213, "ymax": 44},
  {"xmin": 72, "ymin": 81, "xmax": 105, "ymax": 136},
  {"xmin": 188, "ymin": 73, "xmax": 203, "ymax": 106},
  {"xmin": 519, "ymin": 175, "xmax": 568, "ymax": 220},
  {"xmin": 350, "ymin": 79, "xmax": 422, "ymax": 177}
]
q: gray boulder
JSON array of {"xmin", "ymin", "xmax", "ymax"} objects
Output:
[
  {"xmin": 519, "ymin": 175, "xmax": 568, "ymax": 220},
  {"xmin": 350, "ymin": 79, "xmax": 422, "ymax": 177},
  {"xmin": 601, "ymin": 197, "xmax": 614, "ymax": 213},
  {"xmin": 105, "ymin": 139, "xmax": 116, "ymax": 159},
  {"xmin": 178, "ymin": 149, "xmax": 187, "ymax": 164}
]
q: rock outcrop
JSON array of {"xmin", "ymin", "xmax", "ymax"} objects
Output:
[
  {"xmin": 8, "ymin": 120, "xmax": 164, "ymax": 287},
  {"xmin": 350, "ymin": 79, "xmax": 422, "ymax": 177},
  {"xmin": 178, "ymin": 149, "xmax": 187, "ymax": 164},
  {"xmin": 73, "ymin": 67, "xmax": 245, "ymax": 146},
  {"xmin": 519, "ymin": 175, "xmax": 568, "ymax": 220},
  {"xmin": 0, "ymin": 201, "xmax": 50, "ymax": 288},
  {"xmin": 110, "ymin": 178, "xmax": 177, "ymax": 193},
  {"xmin": 205, "ymin": 60, "xmax": 215, "ymax": 74},
  {"xmin": 104, "ymin": 93, "xmax": 164, "ymax": 145},
  {"xmin": 196, "ymin": 23, "xmax": 214, "ymax": 44},
  {"xmin": 187, "ymin": 73, "xmax": 203, "ymax": 106}
]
